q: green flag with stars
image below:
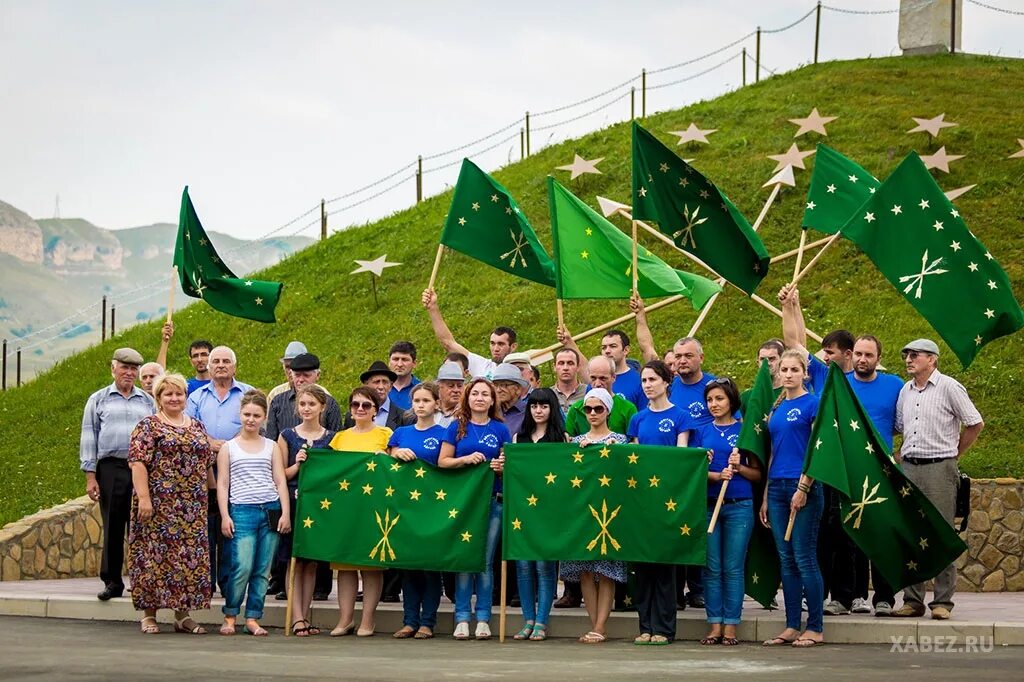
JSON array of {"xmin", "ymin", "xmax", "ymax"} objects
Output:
[
  {"xmin": 547, "ymin": 177, "xmax": 722, "ymax": 306},
  {"xmin": 292, "ymin": 450, "xmax": 494, "ymax": 572},
  {"xmin": 502, "ymin": 443, "xmax": 707, "ymax": 564},
  {"xmin": 631, "ymin": 122, "xmax": 770, "ymax": 295},
  {"xmin": 736, "ymin": 359, "xmax": 781, "ymax": 608},
  {"xmin": 803, "ymin": 365, "xmax": 967, "ymax": 591},
  {"xmin": 801, "ymin": 144, "xmax": 880, "ymax": 236},
  {"xmin": 174, "ymin": 187, "xmax": 283, "ymax": 323},
  {"xmin": 439, "ymin": 159, "xmax": 556, "ymax": 287},
  {"xmin": 842, "ymin": 153, "xmax": 1024, "ymax": 367}
]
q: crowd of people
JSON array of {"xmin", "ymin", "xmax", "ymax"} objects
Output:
[{"xmin": 78, "ymin": 284, "xmax": 983, "ymax": 644}]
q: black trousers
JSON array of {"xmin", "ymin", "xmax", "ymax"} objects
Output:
[
  {"xmin": 635, "ymin": 563, "xmax": 677, "ymax": 639},
  {"xmin": 819, "ymin": 488, "xmax": 868, "ymax": 608},
  {"xmin": 675, "ymin": 565, "xmax": 704, "ymax": 602},
  {"xmin": 870, "ymin": 563, "xmax": 896, "ymax": 606},
  {"xmin": 96, "ymin": 458, "xmax": 132, "ymax": 590}
]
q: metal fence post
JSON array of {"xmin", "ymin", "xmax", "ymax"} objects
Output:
[
  {"xmin": 16, "ymin": 347, "xmax": 21, "ymax": 387},
  {"xmin": 631, "ymin": 86, "xmax": 635, "ymax": 121},
  {"xmin": 416, "ymin": 156, "xmax": 423, "ymax": 203},
  {"xmin": 101, "ymin": 295, "xmax": 107, "ymax": 343},
  {"xmin": 520, "ymin": 128, "xmax": 525, "ymax": 160},
  {"xmin": 950, "ymin": 0, "xmax": 956, "ymax": 54},
  {"xmin": 2, "ymin": 338, "xmax": 6, "ymax": 391},
  {"xmin": 755, "ymin": 27, "xmax": 761, "ymax": 83},
  {"xmin": 320, "ymin": 199, "xmax": 327, "ymax": 240},
  {"xmin": 110, "ymin": 305, "xmax": 116, "ymax": 338},
  {"xmin": 641, "ymin": 69, "xmax": 647, "ymax": 117},
  {"xmin": 525, "ymin": 112, "xmax": 531, "ymax": 157},
  {"xmin": 814, "ymin": 2, "xmax": 821, "ymax": 64},
  {"xmin": 742, "ymin": 48, "xmax": 747, "ymax": 86}
]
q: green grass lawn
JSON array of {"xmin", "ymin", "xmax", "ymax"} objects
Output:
[{"xmin": 2, "ymin": 54, "xmax": 1023, "ymax": 527}]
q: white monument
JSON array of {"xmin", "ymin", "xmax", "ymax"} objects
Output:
[{"xmin": 899, "ymin": 0, "xmax": 963, "ymax": 55}]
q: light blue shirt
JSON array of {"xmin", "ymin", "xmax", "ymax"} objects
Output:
[
  {"xmin": 185, "ymin": 379, "xmax": 254, "ymax": 441},
  {"xmin": 79, "ymin": 383, "xmax": 155, "ymax": 472},
  {"xmin": 374, "ymin": 397, "xmax": 394, "ymax": 427}
]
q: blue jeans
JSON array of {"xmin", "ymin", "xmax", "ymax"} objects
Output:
[
  {"xmin": 223, "ymin": 501, "xmax": 280, "ymax": 620},
  {"xmin": 768, "ymin": 480, "xmax": 824, "ymax": 632},
  {"xmin": 515, "ymin": 560, "xmax": 557, "ymax": 626},
  {"xmin": 455, "ymin": 500, "xmax": 501, "ymax": 623},
  {"xmin": 402, "ymin": 571, "xmax": 442, "ymax": 629},
  {"xmin": 703, "ymin": 498, "xmax": 754, "ymax": 625}
]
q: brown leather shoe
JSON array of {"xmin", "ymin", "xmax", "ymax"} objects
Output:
[
  {"xmin": 930, "ymin": 606, "xmax": 951, "ymax": 620},
  {"xmin": 553, "ymin": 595, "xmax": 581, "ymax": 609},
  {"xmin": 892, "ymin": 604, "xmax": 925, "ymax": 617}
]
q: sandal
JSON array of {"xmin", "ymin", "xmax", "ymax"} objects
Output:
[
  {"xmin": 514, "ymin": 623, "xmax": 535, "ymax": 640},
  {"xmin": 579, "ymin": 631, "xmax": 606, "ymax": 644},
  {"xmin": 414, "ymin": 627, "xmax": 434, "ymax": 639},
  {"xmin": 634, "ymin": 633, "xmax": 652, "ymax": 645},
  {"xmin": 393, "ymin": 626, "xmax": 416, "ymax": 639},
  {"xmin": 762, "ymin": 635, "xmax": 797, "ymax": 646},
  {"xmin": 529, "ymin": 624, "xmax": 547, "ymax": 641},
  {"xmin": 219, "ymin": 620, "xmax": 236, "ymax": 636},
  {"xmin": 245, "ymin": 622, "xmax": 269, "ymax": 637},
  {"xmin": 174, "ymin": 616, "xmax": 206, "ymax": 635},
  {"xmin": 649, "ymin": 635, "xmax": 670, "ymax": 645},
  {"xmin": 140, "ymin": 616, "xmax": 160, "ymax": 634},
  {"xmin": 700, "ymin": 635, "xmax": 723, "ymax": 646},
  {"xmin": 793, "ymin": 637, "xmax": 825, "ymax": 648},
  {"xmin": 292, "ymin": 620, "xmax": 313, "ymax": 637},
  {"xmin": 721, "ymin": 637, "xmax": 740, "ymax": 646}
]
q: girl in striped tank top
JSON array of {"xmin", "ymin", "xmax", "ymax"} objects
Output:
[{"xmin": 216, "ymin": 390, "xmax": 291, "ymax": 637}]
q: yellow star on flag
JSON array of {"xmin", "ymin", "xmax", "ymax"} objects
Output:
[
  {"xmin": 385, "ymin": 486, "xmax": 395, "ymax": 497},
  {"xmin": 599, "ymin": 447, "xmax": 610, "ymax": 458},
  {"xmin": 448, "ymin": 508, "xmax": 459, "ymax": 519},
  {"xmin": 599, "ymin": 474, "xmax": 611, "ymax": 487},
  {"xmin": 627, "ymin": 453, "xmax": 639, "ymax": 464},
  {"xmin": 415, "ymin": 467, "xmax": 426, "ymax": 478},
  {"xmin": 410, "ymin": 490, "xmax": 421, "ymax": 501},
  {"xmin": 919, "ymin": 537, "xmax": 929, "ymax": 550},
  {"xmin": 900, "ymin": 485, "xmax": 911, "ymax": 498},
  {"xmin": 680, "ymin": 524, "xmax": 691, "ymax": 535},
  {"xmin": 461, "ymin": 531, "xmax": 473, "ymax": 542},
  {"xmin": 303, "ymin": 517, "xmax": 314, "ymax": 528},
  {"xmin": 366, "ymin": 461, "xmax": 377, "ymax": 472},
  {"xmin": 627, "ymin": 477, "xmax": 637, "ymax": 488},
  {"xmin": 320, "ymin": 498, "xmax": 331, "ymax": 510},
  {"xmin": 649, "ymin": 475, "xmax": 660, "ymax": 487},
  {"xmin": 907, "ymin": 560, "xmax": 918, "ymax": 571},
  {"xmin": 665, "ymin": 499, "xmax": 677, "ymax": 511},
  {"xmin": 435, "ymin": 489, "xmax": 447, "ymax": 500},
  {"xmin": 339, "ymin": 480, "xmax": 350, "ymax": 491},
  {"xmin": 545, "ymin": 472, "xmax": 557, "ymax": 485},
  {"xmin": 390, "ymin": 462, "xmax": 401, "ymax": 471},
  {"xmin": 571, "ymin": 476, "xmax": 583, "ymax": 488},
  {"xmin": 751, "ymin": 573, "xmax": 759, "ymax": 584},
  {"xmin": 572, "ymin": 451, "xmax": 584, "ymax": 463},
  {"xmin": 512, "ymin": 518, "xmax": 522, "ymax": 530},
  {"xmin": 527, "ymin": 494, "xmax": 538, "ymax": 506},
  {"xmin": 362, "ymin": 484, "xmax": 373, "ymax": 495}
]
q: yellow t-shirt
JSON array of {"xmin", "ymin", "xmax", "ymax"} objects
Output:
[{"xmin": 328, "ymin": 426, "xmax": 392, "ymax": 454}]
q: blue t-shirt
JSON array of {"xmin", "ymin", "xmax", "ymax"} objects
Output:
[
  {"xmin": 847, "ymin": 371, "xmax": 903, "ymax": 450},
  {"xmin": 692, "ymin": 421, "xmax": 751, "ymax": 500},
  {"xmin": 388, "ymin": 423, "xmax": 447, "ymax": 467},
  {"xmin": 613, "ymin": 367, "xmax": 647, "ymax": 412},
  {"xmin": 807, "ymin": 354, "xmax": 828, "ymax": 395},
  {"xmin": 768, "ymin": 392, "xmax": 819, "ymax": 480},
  {"xmin": 626, "ymin": 404, "xmax": 691, "ymax": 447},
  {"xmin": 443, "ymin": 419, "xmax": 511, "ymax": 493},
  {"xmin": 669, "ymin": 372, "xmax": 717, "ymax": 428},
  {"xmin": 388, "ymin": 376, "xmax": 421, "ymax": 412},
  {"xmin": 187, "ymin": 377, "xmax": 210, "ymax": 395}
]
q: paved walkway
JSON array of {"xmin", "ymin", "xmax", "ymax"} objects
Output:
[{"xmin": 1, "ymin": 578, "xmax": 1022, "ymax": 645}]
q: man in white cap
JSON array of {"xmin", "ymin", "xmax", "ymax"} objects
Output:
[
  {"xmin": 267, "ymin": 340, "xmax": 308, "ymax": 405},
  {"xmin": 435, "ymin": 361, "xmax": 465, "ymax": 427},
  {"xmin": 80, "ymin": 347, "xmax": 155, "ymax": 600},
  {"xmin": 892, "ymin": 339, "xmax": 983, "ymax": 621}
]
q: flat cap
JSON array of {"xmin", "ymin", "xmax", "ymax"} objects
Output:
[
  {"xmin": 491, "ymin": 363, "xmax": 529, "ymax": 387},
  {"xmin": 502, "ymin": 351, "xmax": 534, "ymax": 366},
  {"xmin": 902, "ymin": 338, "xmax": 940, "ymax": 356},
  {"xmin": 281, "ymin": 341, "xmax": 308, "ymax": 361},
  {"xmin": 289, "ymin": 353, "xmax": 320, "ymax": 372},
  {"xmin": 112, "ymin": 347, "xmax": 144, "ymax": 366},
  {"xmin": 436, "ymin": 361, "xmax": 466, "ymax": 382}
]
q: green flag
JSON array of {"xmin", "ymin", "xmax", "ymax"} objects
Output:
[
  {"xmin": 842, "ymin": 153, "xmax": 1024, "ymax": 367},
  {"xmin": 735, "ymin": 359, "xmax": 780, "ymax": 608},
  {"xmin": 439, "ymin": 159, "xmax": 556, "ymax": 287},
  {"xmin": 547, "ymin": 177, "xmax": 722, "ymax": 306},
  {"xmin": 292, "ymin": 449, "xmax": 494, "ymax": 571},
  {"xmin": 174, "ymin": 187, "xmax": 283, "ymax": 323},
  {"xmin": 503, "ymin": 443, "xmax": 707, "ymax": 564},
  {"xmin": 631, "ymin": 122, "xmax": 770, "ymax": 295},
  {"xmin": 803, "ymin": 365, "xmax": 968, "ymax": 591},
  {"xmin": 801, "ymin": 144, "xmax": 880, "ymax": 235}
]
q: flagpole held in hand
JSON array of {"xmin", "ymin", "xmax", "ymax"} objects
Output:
[
  {"xmin": 631, "ymin": 220, "xmax": 639, "ymax": 295},
  {"xmin": 792, "ymin": 230, "xmax": 808, "ymax": 281},
  {"xmin": 283, "ymin": 556, "xmax": 296, "ymax": 637},
  {"xmin": 556, "ymin": 299, "xmax": 565, "ymax": 330},
  {"xmin": 707, "ymin": 479, "xmax": 729, "ymax": 534},
  {"xmin": 770, "ymin": 235, "xmax": 831, "ymax": 264},
  {"xmin": 791, "ymin": 232, "xmax": 842, "ymax": 286},
  {"xmin": 499, "ymin": 560, "xmax": 508, "ymax": 643},
  {"xmin": 784, "ymin": 509, "xmax": 797, "ymax": 542},
  {"xmin": 427, "ymin": 244, "xmax": 444, "ymax": 291},
  {"xmin": 166, "ymin": 266, "xmax": 177, "ymax": 324}
]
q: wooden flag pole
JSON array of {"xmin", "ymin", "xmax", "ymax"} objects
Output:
[
  {"xmin": 750, "ymin": 182, "xmax": 782, "ymax": 233},
  {"xmin": 784, "ymin": 509, "xmax": 797, "ymax": 542},
  {"xmin": 631, "ymin": 220, "xmax": 639, "ymax": 294},
  {"xmin": 791, "ymin": 232, "xmax": 842, "ymax": 286},
  {"xmin": 166, "ymin": 266, "xmax": 177, "ymax": 324},
  {"xmin": 556, "ymin": 299, "xmax": 565, "ymax": 331},
  {"xmin": 770, "ymin": 235, "xmax": 831, "ymax": 264},
  {"xmin": 427, "ymin": 244, "xmax": 445, "ymax": 290},
  {"xmin": 499, "ymin": 560, "xmax": 508, "ymax": 643},
  {"xmin": 707, "ymin": 479, "xmax": 730, "ymax": 534},
  {"xmin": 283, "ymin": 556, "xmax": 297, "ymax": 637},
  {"xmin": 687, "ymin": 278, "xmax": 726, "ymax": 337},
  {"xmin": 792, "ymin": 230, "xmax": 808, "ymax": 281}
]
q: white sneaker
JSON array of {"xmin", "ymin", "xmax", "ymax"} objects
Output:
[
  {"xmin": 874, "ymin": 601, "xmax": 893, "ymax": 617},
  {"xmin": 475, "ymin": 621, "xmax": 492, "ymax": 640},
  {"xmin": 453, "ymin": 622, "xmax": 470, "ymax": 640},
  {"xmin": 852, "ymin": 597, "xmax": 871, "ymax": 614}
]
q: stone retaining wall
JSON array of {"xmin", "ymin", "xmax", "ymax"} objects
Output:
[
  {"xmin": 0, "ymin": 496, "xmax": 103, "ymax": 581},
  {"xmin": 2, "ymin": 480, "xmax": 1023, "ymax": 590}
]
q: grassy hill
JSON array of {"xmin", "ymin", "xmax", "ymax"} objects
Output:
[{"xmin": 2, "ymin": 54, "xmax": 1023, "ymax": 526}]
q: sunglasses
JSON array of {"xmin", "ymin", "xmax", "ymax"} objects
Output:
[
  {"xmin": 350, "ymin": 400, "xmax": 375, "ymax": 411},
  {"xmin": 582, "ymin": 405, "xmax": 607, "ymax": 415},
  {"xmin": 708, "ymin": 377, "xmax": 733, "ymax": 386},
  {"xmin": 901, "ymin": 351, "xmax": 930, "ymax": 360}
]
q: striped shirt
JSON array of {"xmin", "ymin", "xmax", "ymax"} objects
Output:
[
  {"xmin": 226, "ymin": 437, "xmax": 279, "ymax": 504},
  {"xmin": 895, "ymin": 369, "xmax": 982, "ymax": 460},
  {"xmin": 79, "ymin": 383, "xmax": 155, "ymax": 472}
]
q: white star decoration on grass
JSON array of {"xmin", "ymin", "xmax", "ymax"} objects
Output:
[
  {"xmin": 596, "ymin": 196, "xmax": 631, "ymax": 218},
  {"xmin": 763, "ymin": 165, "xmax": 796, "ymax": 188},
  {"xmin": 907, "ymin": 113, "xmax": 957, "ymax": 138},
  {"xmin": 788, "ymin": 108, "xmax": 837, "ymax": 137},
  {"xmin": 944, "ymin": 184, "xmax": 977, "ymax": 202},
  {"xmin": 767, "ymin": 143, "xmax": 816, "ymax": 172},
  {"xmin": 351, "ymin": 254, "xmax": 401, "ymax": 277},
  {"xmin": 668, "ymin": 123, "xmax": 717, "ymax": 145},
  {"xmin": 920, "ymin": 146, "xmax": 965, "ymax": 173},
  {"xmin": 1009, "ymin": 139, "xmax": 1024, "ymax": 159},
  {"xmin": 555, "ymin": 154, "xmax": 604, "ymax": 180}
]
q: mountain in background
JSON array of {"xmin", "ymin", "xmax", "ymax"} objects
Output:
[{"xmin": 0, "ymin": 198, "xmax": 313, "ymax": 378}]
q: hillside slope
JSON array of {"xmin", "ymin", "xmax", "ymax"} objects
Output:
[{"xmin": 2, "ymin": 54, "xmax": 1023, "ymax": 525}]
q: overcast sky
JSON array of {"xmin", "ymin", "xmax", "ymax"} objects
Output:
[{"xmin": 1, "ymin": 0, "xmax": 1019, "ymax": 242}]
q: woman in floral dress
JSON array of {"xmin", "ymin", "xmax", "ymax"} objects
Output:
[{"xmin": 128, "ymin": 373, "xmax": 214, "ymax": 634}]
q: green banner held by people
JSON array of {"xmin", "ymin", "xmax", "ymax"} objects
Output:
[
  {"xmin": 801, "ymin": 144, "xmax": 880, "ymax": 236},
  {"xmin": 502, "ymin": 443, "xmax": 707, "ymax": 564},
  {"xmin": 547, "ymin": 176, "xmax": 722, "ymax": 306},
  {"xmin": 174, "ymin": 186, "xmax": 283, "ymax": 323},
  {"xmin": 292, "ymin": 449, "xmax": 494, "ymax": 572},
  {"xmin": 841, "ymin": 153, "xmax": 1024, "ymax": 367},
  {"xmin": 630, "ymin": 122, "xmax": 770, "ymax": 295},
  {"xmin": 803, "ymin": 365, "xmax": 967, "ymax": 591},
  {"xmin": 439, "ymin": 159, "xmax": 557, "ymax": 287}
]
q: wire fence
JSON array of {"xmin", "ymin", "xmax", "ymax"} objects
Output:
[{"xmin": 3, "ymin": 1, "xmax": 1020, "ymax": 381}]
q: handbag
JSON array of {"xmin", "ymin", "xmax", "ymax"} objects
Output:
[{"xmin": 954, "ymin": 472, "xmax": 971, "ymax": 533}]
